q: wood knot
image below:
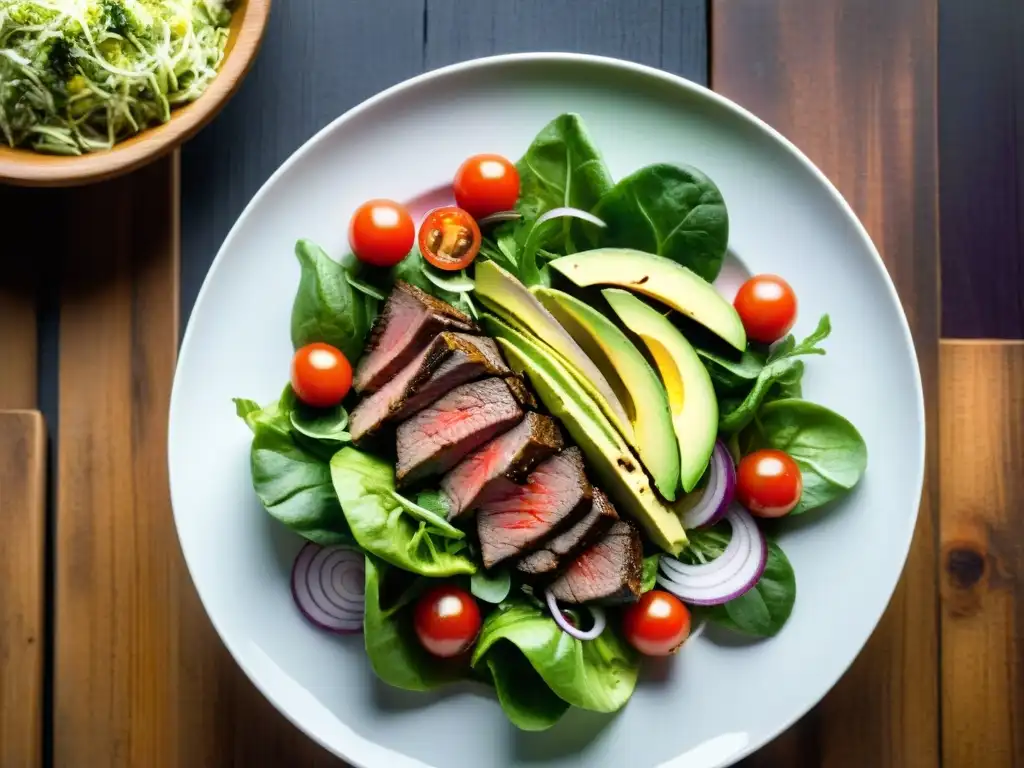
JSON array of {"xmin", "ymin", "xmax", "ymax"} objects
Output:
[{"xmin": 946, "ymin": 547, "xmax": 985, "ymax": 589}]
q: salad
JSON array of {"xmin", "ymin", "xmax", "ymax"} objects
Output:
[
  {"xmin": 0, "ymin": 0, "xmax": 233, "ymax": 154},
  {"xmin": 234, "ymin": 114, "xmax": 868, "ymax": 731}
]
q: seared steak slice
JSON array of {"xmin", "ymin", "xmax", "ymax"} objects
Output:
[
  {"xmin": 476, "ymin": 447, "xmax": 592, "ymax": 569},
  {"xmin": 547, "ymin": 520, "xmax": 643, "ymax": 604},
  {"xmin": 395, "ymin": 377, "xmax": 523, "ymax": 485},
  {"xmin": 354, "ymin": 281, "xmax": 476, "ymax": 393},
  {"xmin": 517, "ymin": 488, "xmax": 619, "ymax": 577},
  {"xmin": 441, "ymin": 413, "xmax": 564, "ymax": 519},
  {"xmin": 392, "ymin": 335, "xmax": 510, "ymax": 420},
  {"xmin": 504, "ymin": 375, "xmax": 538, "ymax": 410}
]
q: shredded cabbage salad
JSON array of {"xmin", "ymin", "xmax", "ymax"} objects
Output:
[{"xmin": 0, "ymin": 0, "xmax": 233, "ymax": 154}]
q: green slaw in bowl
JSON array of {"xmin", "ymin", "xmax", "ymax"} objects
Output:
[{"xmin": 0, "ymin": 0, "xmax": 233, "ymax": 155}]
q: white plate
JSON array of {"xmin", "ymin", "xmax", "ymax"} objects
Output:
[{"xmin": 169, "ymin": 54, "xmax": 925, "ymax": 768}]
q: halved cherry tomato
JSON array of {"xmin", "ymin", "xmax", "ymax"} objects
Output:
[
  {"xmin": 736, "ymin": 448, "xmax": 803, "ymax": 518},
  {"xmin": 733, "ymin": 274, "xmax": 798, "ymax": 344},
  {"xmin": 418, "ymin": 206, "xmax": 481, "ymax": 271},
  {"xmin": 622, "ymin": 590, "xmax": 691, "ymax": 656},
  {"xmin": 290, "ymin": 343, "xmax": 352, "ymax": 408},
  {"xmin": 454, "ymin": 153, "xmax": 520, "ymax": 218},
  {"xmin": 348, "ymin": 199, "xmax": 415, "ymax": 267},
  {"xmin": 413, "ymin": 585, "xmax": 481, "ymax": 658}
]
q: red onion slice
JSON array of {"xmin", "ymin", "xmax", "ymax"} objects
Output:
[
  {"xmin": 656, "ymin": 506, "xmax": 768, "ymax": 606},
  {"xmin": 292, "ymin": 542, "xmax": 365, "ymax": 634},
  {"xmin": 676, "ymin": 440, "xmax": 736, "ymax": 529},
  {"xmin": 477, "ymin": 210, "xmax": 522, "ymax": 227},
  {"xmin": 545, "ymin": 589, "xmax": 607, "ymax": 641}
]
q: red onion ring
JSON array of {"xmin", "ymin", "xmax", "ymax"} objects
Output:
[
  {"xmin": 545, "ymin": 588, "xmax": 607, "ymax": 641},
  {"xmin": 676, "ymin": 440, "xmax": 735, "ymax": 529},
  {"xmin": 292, "ymin": 543, "xmax": 365, "ymax": 633},
  {"xmin": 656, "ymin": 505, "xmax": 767, "ymax": 606},
  {"xmin": 477, "ymin": 211, "xmax": 522, "ymax": 227}
]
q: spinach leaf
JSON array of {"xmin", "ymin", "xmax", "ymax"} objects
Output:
[
  {"xmin": 234, "ymin": 385, "xmax": 297, "ymax": 434},
  {"xmin": 290, "ymin": 404, "xmax": 350, "ymax": 444},
  {"xmin": 330, "ymin": 448, "xmax": 476, "ymax": 577},
  {"xmin": 472, "ymin": 601, "xmax": 639, "ymax": 713},
  {"xmin": 249, "ymin": 422, "xmax": 353, "ymax": 546},
  {"xmin": 515, "ymin": 113, "xmax": 614, "ymax": 252},
  {"xmin": 696, "ymin": 345, "xmax": 767, "ymax": 395},
  {"xmin": 743, "ymin": 399, "xmax": 868, "ymax": 514},
  {"xmin": 688, "ymin": 529, "xmax": 796, "ymax": 637},
  {"xmin": 484, "ymin": 643, "xmax": 570, "ymax": 731},
  {"xmin": 719, "ymin": 315, "xmax": 831, "ymax": 434},
  {"xmin": 641, "ymin": 554, "xmax": 660, "ymax": 593},
  {"xmin": 470, "ymin": 569, "xmax": 512, "ymax": 604},
  {"xmin": 290, "ymin": 239, "xmax": 372, "ymax": 361},
  {"xmin": 585, "ymin": 163, "xmax": 729, "ymax": 283},
  {"xmin": 363, "ymin": 555, "xmax": 464, "ymax": 691}
]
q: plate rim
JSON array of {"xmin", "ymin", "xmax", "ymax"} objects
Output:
[{"xmin": 169, "ymin": 51, "xmax": 926, "ymax": 768}]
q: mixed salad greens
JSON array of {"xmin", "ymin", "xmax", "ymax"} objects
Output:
[
  {"xmin": 234, "ymin": 113, "xmax": 868, "ymax": 731},
  {"xmin": 0, "ymin": 0, "xmax": 233, "ymax": 154}
]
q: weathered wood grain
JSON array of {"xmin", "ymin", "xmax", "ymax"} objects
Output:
[
  {"xmin": 939, "ymin": 1, "xmax": 1024, "ymax": 339},
  {"xmin": 713, "ymin": 1, "xmax": 940, "ymax": 766},
  {"xmin": 939, "ymin": 341, "xmax": 1024, "ymax": 768},
  {"xmin": 0, "ymin": 410, "xmax": 46, "ymax": 768}
]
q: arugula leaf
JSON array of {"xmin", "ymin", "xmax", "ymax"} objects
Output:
[
  {"xmin": 719, "ymin": 315, "xmax": 831, "ymax": 434},
  {"xmin": 248, "ymin": 422, "xmax": 353, "ymax": 546},
  {"xmin": 515, "ymin": 113, "xmax": 614, "ymax": 252},
  {"xmin": 688, "ymin": 529, "xmax": 796, "ymax": 637},
  {"xmin": 470, "ymin": 569, "xmax": 512, "ymax": 604},
  {"xmin": 363, "ymin": 555, "xmax": 464, "ymax": 691},
  {"xmin": 584, "ymin": 163, "xmax": 729, "ymax": 283},
  {"xmin": 742, "ymin": 399, "xmax": 868, "ymax": 515},
  {"xmin": 472, "ymin": 601, "xmax": 639, "ymax": 714},
  {"xmin": 290, "ymin": 240, "xmax": 372, "ymax": 361},
  {"xmin": 641, "ymin": 554, "xmax": 660, "ymax": 593},
  {"xmin": 484, "ymin": 644, "xmax": 570, "ymax": 731},
  {"xmin": 330, "ymin": 448, "xmax": 476, "ymax": 577}
]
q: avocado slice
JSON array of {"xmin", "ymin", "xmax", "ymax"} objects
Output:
[
  {"xmin": 531, "ymin": 287, "xmax": 681, "ymax": 501},
  {"xmin": 474, "ymin": 261, "xmax": 634, "ymax": 441},
  {"xmin": 483, "ymin": 315, "xmax": 687, "ymax": 555},
  {"xmin": 548, "ymin": 249, "xmax": 747, "ymax": 351},
  {"xmin": 603, "ymin": 289, "xmax": 718, "ymax": 493}
]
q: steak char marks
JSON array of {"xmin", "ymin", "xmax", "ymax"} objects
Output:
[
  {"xmin": 476, "ymin": 447, "xmax": 592, "ymax": 569},
  {"xmin": 546, "ymin": 520, "xmax": 643, "ymax": 604},
  {"xmin": 517, "ymin": 488, "xmax": 619, "ymax": 577},
  {"xmin": 353, "ymin": 281, "xmax": 476, "ymax": 393}
]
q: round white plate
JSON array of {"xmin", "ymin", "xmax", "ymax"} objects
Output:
[{"xmin": 169, "ymin": 54, "xmax": 925, "ymax": 768}]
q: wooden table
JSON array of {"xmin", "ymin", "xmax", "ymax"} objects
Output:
[{"xmin": 1, "ymin": 1, "xmax": 1020, "ymax": 765}]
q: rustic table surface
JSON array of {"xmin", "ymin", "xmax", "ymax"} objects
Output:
[{"xmin": 1, "ymin": 1, "xmax": 1021, "ymax": 766}]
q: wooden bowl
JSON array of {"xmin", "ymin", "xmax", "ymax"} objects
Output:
[{"xmin": 0, "ymin": 0, "xmax": 271, "ymax": 187}]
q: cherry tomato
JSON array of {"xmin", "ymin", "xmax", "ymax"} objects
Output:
[
  {"xmin": 413, "ymin": 585, "xmax": 482, "ymax": 658},
  {"xmin": 622, "ymin": 590, "xmax": 691, "ymax": 656},
  {"xmin": 453, "ymin": 153, "xmax": 520, "ymax": 218},
  {"xmin": 290, "ymin": 343, "xmax": 352, "ymax": 408},
  {"xmin": 418, "ymin": 206, "xmax": 482, "ymax": 271},
  {"xmin": 348, "ymin": 199, "xmax": 415, "ymax": 267},
  {"xmin": 733, "ymin": 274, "xmax": 798, "ymax": 344},
  {"xmin": 736, "ymin": 448, "xmax": 803, "ymax": 518}
]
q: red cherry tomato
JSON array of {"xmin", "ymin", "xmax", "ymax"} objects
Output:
[
  {"xmin": 413, "ymin": 585, "xmax": 482, "ymax": 658},
  {"xmin": 733, "ymin": 274, "xmax": 798, "ymax": 344},
  {"xmin": 418, "ymin": 206, "xmax": 482, "ymax": 271},
  {"xmin": 348, "ymin": 199, "xmax": 415, "ymax": 267},
  {"xmin": 290, "ymin": 343, "xmax": 352, "ymax": 408},
  {"xmin": 453, "ymin": 153, "xmax": 520, "ymax": 218},
  {"xmin": 622, "ymin": 590, "xmax": 691, "ymax": 656},
  {"xmin": 736, "ymin": 449, "xmax": 803, "ymax": 518}
]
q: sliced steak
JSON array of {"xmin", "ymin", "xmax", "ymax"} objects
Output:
[
  {"xmin": 440, "ymin": 412, "xmax": 564, "ymax": 519},
  {"xmin": 392, "ymin": 335, "xmax": 510, "ymax": 420},
  {"xmin": 395, "ymin": 377, "xmax": 523, "ymax": 485},
  {"xmin": 476, "ymin": 447, "xmax": 592, "ymax": 569},
  {"xmin": 547, "ymin": 520, "xmax": 643, "ymax": 604},
  {"xmin": 504, "ymin": 375, "xmax": 538, "ymax": 410},
  {"xmin": 354, "ymin": 281, "xmax": 476, "ymax": 393},
  {"xmin": 517, "ymin": 488, "xmax": 620, "ymax": 577}
]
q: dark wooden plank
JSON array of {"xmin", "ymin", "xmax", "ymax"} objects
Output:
[
  {"xmin": 938, "ymin": 0, "xmax": 1024, "ymax": 339},
  {"xmin": 0, "ymin": 410, "xmax": 46, "ymax": 768},
  {"xmin": 712, "ymin": 1, "xmax": 941, "ymax": 766},
  {"xmin": 940, "ymin": 341, "xmax": 1024, "ymax": 768}
]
